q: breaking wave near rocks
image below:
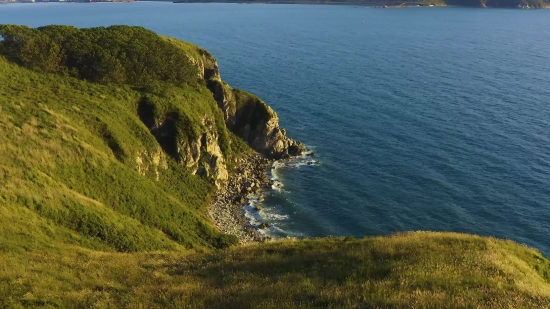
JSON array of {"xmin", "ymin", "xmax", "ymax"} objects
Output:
[{"xmin": 243, "ymin": 150, "xmax": 320, "ymax": 239}]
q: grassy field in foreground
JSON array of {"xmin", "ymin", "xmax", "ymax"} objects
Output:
[{"xmin": 1, "ymin": 232, "xmax": 550, "ymax": 308}]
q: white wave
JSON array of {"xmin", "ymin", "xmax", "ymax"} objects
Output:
[
  {"xmin": 303, "ymin": 149, "xmax": 316, "ymax": 157},
  {"xmin": 286, "ymin": 157, "xmax": 321, "ymax": 168},
  {"xmin": 243, "ymin": 147, "xmax": 319, "ymax": 238},
  {"xmin": 258, "ymin": 223, "xmax": 287, "ymax": 238},
  {"xmin": 263, "ymin": 212, "xmax": 289, "ymax": 220},
  {"xmin": 284, "ymin": 160, "xmax": 320, "ymax": 168},
  {"xmin": 305, "ymin": 159, "xmax": 321, "ymax": 166},
  {"xmin": 269, "ymin": 161, "xmax": 285, "ymax": 181},
  {"xmin": 266, "ymin": 224, "xmax": 286, "ymax": 234},
  {"xmin": 257, "ymin": 228, "xmax": 269, "ymax": 237},
  {"xmin": 246, "ymin": 193, "xmax": 260, "ymax": 203},
  {"xmin": 271, "ymin": 180, "xmax": 284, "ymax": 191},
  {"xmin": 272, "ymin": 161, "xmax": 286, "ymax": 169},
  {"xmin": 243, "ymin": 204, "xmax": 263, "ymax": 226}
]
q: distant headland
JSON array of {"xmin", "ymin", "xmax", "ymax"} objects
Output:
[
  {"xmin": 0, "ymin": 0, "xmax": 547, "ymax": 8},
  {"xmin": 0, "ymin": 23, "xmax": 549, "ymax": 308},
  {"xmin": 0, "ymin": 0, "xmax": 135, "ymax": 3},
  {"xmin": 171, "ymin": 0, "xmax": 548, "ymax": 9}
]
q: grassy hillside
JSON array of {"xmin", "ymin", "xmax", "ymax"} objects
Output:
[
  {"xmin": 0, "ymin": 26, "xmax": 248, "ymax": 253},
  {"xmin": 2, "ymin": 232, "xmax": 550, "ymax": 308},
  {"xmin": 1, "ymin": 25, "xmax": 550, "ymax": 308}
]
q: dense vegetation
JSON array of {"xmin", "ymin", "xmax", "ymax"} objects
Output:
[
  {"xmin": 0, "ymin": 25, "xmax": 198, "ymax": 87},
  {"xmin": 1, "ymin": 25, "xmax": 550, "ymax": 308},
  {"xmin": 0, "ymin": 25, "xmax": 245, "ymax": 253}
]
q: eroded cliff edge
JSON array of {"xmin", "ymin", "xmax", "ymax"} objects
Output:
[
  {"xmin": 0, "ymin": 25, "xmax": 306, "ymax": 190},
  {"xmin": 135, "ymin": 38, "xmax": 307, "ymax": 186},
  {"xmin": 197, "ymin": 49, "xmax": 308, "ymax": 160},
  {"xmin": 0, "ymin": 25, "xmax": 305, "ymax": 250}
]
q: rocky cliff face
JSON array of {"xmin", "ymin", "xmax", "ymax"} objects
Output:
[
  {"xmin": 138, "ymin": 47, "xmax": 307, "ymax": 186},
  {"xmin": 179, "ymin": 116, "xmax": 228, "ymax": 183},
  {"xmin": 195, "ymin": 49, "xmax": 307, "ymax": 160},
  {"xmin": 137, "ymin": 98, "xmax": 228, "ymax": 186},
  {"xmin": 135, "ymin": 148, "xmax": 168, "ymax": 181},
  {"xmin": 229, "ymin": 89, "xmax": 307, "ymax": 159}
]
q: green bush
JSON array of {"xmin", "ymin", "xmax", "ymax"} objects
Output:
[
  {"xmin": 213, "ymin": 234, "xmax": 240, "ymax": 249},
  {"xmin": 0, "ymin": 25, "xmax": 199, "ymax": 87}
]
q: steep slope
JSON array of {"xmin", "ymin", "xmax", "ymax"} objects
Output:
[
  {"xmin": 0, "ymin": 54, "xmax": 229, "ymax": 252},
  {"xmin": 0, "ymin": 25, "xmax": 306, "ymax": 252},
  {"xmin": 166, "ymin": 37, "xmax": 307, "ymax": 160}
]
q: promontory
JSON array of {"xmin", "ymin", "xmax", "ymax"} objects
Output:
[{"xmin": 0, "ymin": 25, "xmax": 549, "ymax": 308}]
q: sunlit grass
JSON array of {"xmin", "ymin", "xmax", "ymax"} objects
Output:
[
  {"xmin": 1, "ymin": 232, "xmax": 550, "ymax": 308},
  {"xmin": 1, "ymin": 27, "xmax": 550, "ymax": 308},
  {"xmin": 0, "ymin": 51, "xmax": 240, "ymax": 252}
]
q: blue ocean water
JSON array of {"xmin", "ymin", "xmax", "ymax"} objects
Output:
[{"xmin": 2, "ymin": 3, "xmax": 550, "ymax": 255}]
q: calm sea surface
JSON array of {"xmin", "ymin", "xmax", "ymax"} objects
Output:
[{"xmin": 2, "ymin": 3, "xmax": 550, "ymax": 255}]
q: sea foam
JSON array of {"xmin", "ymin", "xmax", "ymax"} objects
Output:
[{"xmin": 243, "ymin": 147, "xmax": 320, "ymax": 238}]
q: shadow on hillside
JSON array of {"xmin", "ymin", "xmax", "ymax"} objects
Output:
[
  {"xmin": 165, "ymin": 243, "xmax": 397, "ymax": 308},
  {"xmin": 137, "ymin": 97, "xmax": 181, "ymax": 161}
]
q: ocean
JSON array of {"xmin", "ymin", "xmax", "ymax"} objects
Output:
[{"xmin": 2, "ymin": 3, "xmax": 550, "ymax": 255}]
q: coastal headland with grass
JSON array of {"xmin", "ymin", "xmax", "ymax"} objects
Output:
[{"xmin": 1, "ymin": 24, "xmax": 550, "ymax": 308}]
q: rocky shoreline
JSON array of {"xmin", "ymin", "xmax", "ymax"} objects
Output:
[{"xmin": 208, "ymin": 154, "xmax": 275, "ymax": 244}]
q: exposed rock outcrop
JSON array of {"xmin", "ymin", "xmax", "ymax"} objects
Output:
[
  {"xmin": 137, "ymin": 47, "xmax": 306, "ymax": 186},
  {"xmin": 137, "ymin": 97, "xmax": 228, "ymax": 186},
  {"xmin": 207, "ymin": 79, "xmax": 237, "ymax": 127},
  {"xmin": 191, "ymin": 49, "xmax": 307, "ymax": 159},
  {"xmin": 135, "ymin": 148, "xmax": 168, "ymax": 181},
  {"xmin": 229, "ymin": 89, "xmax": 307, "ymax": 159},
  {"xmin": 187, "ymin": 48, "xmax": 221, "ymax": 81},
  {"xmin": 159, "ymin": 115, "xmax": 228, "ymax": 185},
  {"xmin": 190, "ymin": 116, "xmax": 228, "ymax": 183},
  {"xmin": 209, "ymin": 153, "xmax": 274, "ymax": 243}
]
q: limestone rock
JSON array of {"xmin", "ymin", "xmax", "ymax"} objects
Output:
[
  {"xmin": 135, "ymin": 148, "xmax": 167, "ymax": 181},
  {"xmin": 181, "ymin": 115, "xmax": 228, "ymax": 186},
  {"xmin": 217, "ymin": 88, "xmax": 307, "ymax": 159},
  {"xmin": 188, "ymin": 48, "xmax": 307, "ymax": 160}
]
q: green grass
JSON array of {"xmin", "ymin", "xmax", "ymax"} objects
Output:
[
  {"xmin": 0, "ymin": 46, "xmax": 241, "ymax": 252},
  {"xmin": 1, "ymin": 232, "xmax": 550, "ymax": 308},
  {"xmin": 1, "ymin": 26, "xmax": 550, "ymax": 308}
]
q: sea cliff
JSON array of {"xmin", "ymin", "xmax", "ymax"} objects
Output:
[
  {"xmin": 0, "ymin": 24, "xmax": 306, "ymax": 247},
  {"xmin": 159, "ymin": 39, "xmax": 308, "ymax": 241},
  {"xmin": 1, "ymin": 25, "xmax": 550, "ymax": 308}
]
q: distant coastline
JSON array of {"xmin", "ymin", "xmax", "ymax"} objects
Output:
[
  {"xmin": 170, "ymin": 0, "xmax": 446, "ymax": 8},
  {"xmin": 0, "ymin": 0, "xmax": 548, "ymax": 8},
  {"xmin": 0, "ymin": 0, "xmax": 136, "ymax": 3},
  {"xmin": 170, "ymin": 0, "xmax": 548, "ymax": 9}
]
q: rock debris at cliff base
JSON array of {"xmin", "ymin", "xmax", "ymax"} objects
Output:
[{"xmin": 208, "ymin": 154, "xmax": 274, "ymax": 243}]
